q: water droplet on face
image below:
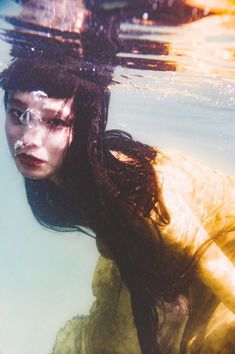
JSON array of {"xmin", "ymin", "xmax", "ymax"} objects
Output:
[
  {"xmin": 14, "ymin": 140, "xmax": 24, "ymax": 156},
  {"xmin": 142, "ymin": 12, "xmax": 149, "ymax": 21},
  {"xmin": 19, "ymin": 108, "xmax": 32, "ymax": 127},
  {"xmin": 31, "ymin": 90, "xmax": 48, "ymax": 99},
  {"xmin": 152, "ymin": 2, "xmax": 158, "ymax": 10}
]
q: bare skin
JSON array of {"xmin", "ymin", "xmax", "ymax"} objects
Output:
[{"xmin": 5, "ymin": 90, "xmax": 74, "ymax": 181}]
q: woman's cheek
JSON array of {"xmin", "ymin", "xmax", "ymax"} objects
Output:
[
  {"xmin": 47, "ymin": 132, "xmax": 66, "ymax": 157},
  {"xmin": 6, "ymin": 120, "xmax": 19, "ymax": 138},
  {"xmin": 5, "ymin": 124, "xmax": 17, "ymax": 148},
  {"xmin": 56, "ymin": 129, "xmax": 73, "ymax": 150}
]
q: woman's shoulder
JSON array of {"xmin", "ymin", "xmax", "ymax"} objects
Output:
[
  {"xmin": 152, "ymin": 147, "xmax": 199, "ymax": 196},
  {"xmin": 153, "ymin": 147, "xmax": 235, "ymax": 194},
  {"xmin": 152, "ymin": 147, "xmax": 235, "ymax": 228},
  {"xmin": 153, "ymin": 147, "xmax": 210, "ymax": 171}
]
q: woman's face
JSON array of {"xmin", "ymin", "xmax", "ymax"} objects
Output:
[{"xmin": 5, "ymin": 90, "xmax": 74, "ymax": 180}]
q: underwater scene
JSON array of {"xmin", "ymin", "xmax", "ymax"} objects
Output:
[{"xmin": 0, "ymin": 1, "xmax": 234, "ymax": 354}]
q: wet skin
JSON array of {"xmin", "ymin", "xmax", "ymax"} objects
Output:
[{"xmin": 5, "ymin": 90, "xmax": 74, "ymax": 180}]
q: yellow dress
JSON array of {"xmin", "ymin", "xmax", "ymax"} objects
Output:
[
  {"xmin": 53, "ymin": 148, "xmax": 235, "ymax": 354},
  {"xmin": 185, "ymin": 0, "xmax": 235, "ymax": 14},
  {"xmin": 152, "ymin": 148, "xmax": 235, "ymax": 353}
]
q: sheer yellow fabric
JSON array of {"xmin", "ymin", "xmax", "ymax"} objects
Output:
[
  {"xmin": 153, "ymin": 149, "xmax": 235, "ymax": 353},
  {"xmin": 53, "ymin": 149, "xmax": 235, "ymax": 353}
]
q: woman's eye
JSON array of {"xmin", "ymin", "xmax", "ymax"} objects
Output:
[
  {"xmin": 8, "ymin": 108, "xmax": 23, "ymax": 123},
  {"xmin": 47, "ymin": 118, "xmax": 71, "ymax": 128}
]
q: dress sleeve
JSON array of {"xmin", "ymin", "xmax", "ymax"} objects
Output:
[{"xmin": 156, "ymin": 185, "xmax": 235, "ymax": 314}]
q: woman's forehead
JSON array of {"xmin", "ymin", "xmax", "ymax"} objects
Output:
[{"xmin": 8, "ymin": 90, "xmax": 73, "ymax": 115}]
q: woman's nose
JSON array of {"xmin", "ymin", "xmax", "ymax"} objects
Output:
[{"xmin": 21, "ymin": 125, "xmax": 46, "ymax": 148}]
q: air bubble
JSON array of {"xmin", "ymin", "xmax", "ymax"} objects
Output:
[
  {"xmin": 152, "ymin": 3, "xmax": 158, "ymax": 10},
  {"xmin": 142, "ymin": 12, "xmax": 149, "ymax": 20}
]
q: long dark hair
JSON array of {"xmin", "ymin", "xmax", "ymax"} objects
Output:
[{"xmin": 1, "ymin": 58, "xmax": 192, "ymax": 354}]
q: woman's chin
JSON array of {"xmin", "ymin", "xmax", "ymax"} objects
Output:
[{"xmin": 16, "ymin": 163, "xmax": 50, "ymax": 180}]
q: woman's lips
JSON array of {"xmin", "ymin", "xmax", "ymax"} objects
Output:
[{"xmin": 17, "ymin": 153, "xmax": 45, "ymax": 167}]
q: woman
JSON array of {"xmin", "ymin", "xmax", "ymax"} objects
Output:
[{"xmin": 1, "ymin": 58, "xmax": 235, "ymax": 354}]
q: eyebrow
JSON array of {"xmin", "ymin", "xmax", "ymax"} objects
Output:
[
  {"xmin": 45, "ymin": 112, "xmax": 73, "ymax": 122},
  {"xmin": 8, "ymin": 97, "xmax": 73, "ymax": 120},
  {"xmin": 8, "ymin": 97, "xmax": 26, "ymax": 107},
  {"xmin": 8, "ymin": 98, "xmax": 63, "ymax": 113}
]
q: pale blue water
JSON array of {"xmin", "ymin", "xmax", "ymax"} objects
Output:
[{"xmin": 0, "ymin": 1, "xmax": 234, "ymax": 354}]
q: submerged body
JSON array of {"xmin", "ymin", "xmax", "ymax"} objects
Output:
[
  {"xmin": 2, "ymin": 60, "xmax": 235, "ymax": 353},
  {"xmin": 54, "ymin": 148, "xmax": 235, "ymax": 354}
]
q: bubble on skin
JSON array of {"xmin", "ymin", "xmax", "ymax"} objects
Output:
[
  {"xmin": 30, "ymin": 91, "xmax": 48, "ymax": 111},
  {"xmin": 19, "ymin": 108, "xmax": 43, "ymax": 129},
  {"xmin": 31, "ymin": 90, "xmax": 48, "ymax": 99},
  {"xmin": 13, "ymin": 140, "xmax": 24, "ymax": 156},
  {"xmin": 18, "ymin": 90, "xmax": 48, "ymax": 128},
  {"xmin": 142, "ymin": 12, "xmax": 149, "ymax": 20},
  {"xmin": 19, "ymin": 108, "xmax": 32, "ymax": 127},
  {"xmin": 152, "ymin": 3, "xmax": 158, "ymax": 10}
]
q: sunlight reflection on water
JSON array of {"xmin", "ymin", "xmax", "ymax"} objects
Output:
[{"xmin": 110, "ymin": 14, "xmax": 235, "ymax": 174}]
